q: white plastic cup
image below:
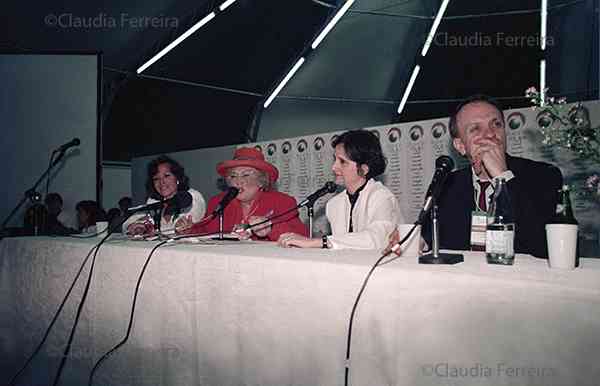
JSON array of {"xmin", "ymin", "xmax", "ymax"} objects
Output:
[
  {"xmin": 396, "ymin": 224, "xmax": 422, "ymax": 256},
  {"xmin": 95, "ymin": 221, "xmax": 109, "ymax": 237},
  {"xmin": 545, "ymin": 224, "xmax": 578, "ymax": 269}
]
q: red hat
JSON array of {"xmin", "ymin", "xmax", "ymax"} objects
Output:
[{"xmin": 216, "ymin": 147, "xmax": 279, "ymax": 184}]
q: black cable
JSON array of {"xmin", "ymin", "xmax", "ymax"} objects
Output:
[
  {"xmin": 50, "ymin": 230, "xmax": 113, "ymax": 386},
  {"xmin": 87, "ymin": 239, "xmax": 170, "ymax": 386},
  {"xmin": 45, "ymin": 152, "xmax": 55, "ymax": 200},
  {"xmin": 7, "ymin": 242, "xmax": 100, "ymax": 386},
  {"xmin": 343, "ymin": 223, "xmax": 417, "ymax": 386}
]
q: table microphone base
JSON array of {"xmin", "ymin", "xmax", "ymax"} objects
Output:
[
  {"xmin": 211, "ymin": 236, "xmax": 240, "ymax": 241},
  {"xmin": 419, "ymin": 252, "xmax": 464, "ymax": 265}
]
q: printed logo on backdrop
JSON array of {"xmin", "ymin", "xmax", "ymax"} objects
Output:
[
  {"xmin": 294, "ymin": 138, "xmax": 311, "ymax": 200},
  {"xmin": 536, "ymin": 109, "xmax": 555, "ymax": 129},
  {"xmin": 387, "ymin": 127, "xmax": 401, "ymax": 143},
  {"xmin": 507, "ymin": 112, "xmax": 526, "ymax": 131},
  {"xmin": 381, "ymin": 126, "xmax": 404, "ymax": 206},
  {"xmin": 313, "ymin": 137, "xmax": 325, "ymax": 152},
  {"xmin": 279, "ymin": 141, "xmax": 293, "ymax": 192},
  {"xmin": 409, "ymin": 125, "xmax": 424, "ymax": 152},
  {"xmin": 254, "ymin": 145, "xmax": 262, "ymax": 153},
  {"xmin": 282, "ymin": 141, "xmax": 292, "ymax": 154},
  {"xmin": 297, "ymin": 139, "xmax": 308, "ymax": 154},
  {"xmin": 407, "ymin": 125, "xmax": 426, "ymax": 221},
  {"xmin": 267, "ymin": 143, "xmax": 277, "ymax": 156},
  {"xmin": 431, "ymin": 122, "xmax": 447, "ymax": 139},
  {"xmin": 430, "ymin": 122, "xmax": 449, "ymax": 157},
  {"xmin": 506, "ymin": 112, "xmax": 525, "ymax": 156},
  {"xmin": 330, "ymin": 135, "xmax": 339, "ymax": 148}
]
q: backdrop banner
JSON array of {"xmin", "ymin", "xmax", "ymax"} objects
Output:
[{"xmin": 243, "ymin": 100, "xmax": 600, "ymax": 255}]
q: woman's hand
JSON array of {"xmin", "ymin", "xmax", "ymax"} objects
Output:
[
  {"xmin": 248, "ymin": 215, "xmax": 271, "ymax": 238},
  {"xmin": 232, "ymin": 223, "xmax": 252, "ymax": 240},
  {"xmin": 174, "ymin": 215, "xmax": 193, "ymax": 234},
  {"xmin": 126, "ymin": 216, "xmax": 155, "ymax": 237},
  {"xmin": 277, "ymin": 232, "xmax": 321, "ymax": 248},
  {"xmin": 382, "ymin": 228, "xmax": 401, "ymax": 255}
]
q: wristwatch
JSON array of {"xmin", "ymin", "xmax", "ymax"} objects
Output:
[{"xmin": 322, "ymin": 235, "xmax": 329, "ymax": 249}]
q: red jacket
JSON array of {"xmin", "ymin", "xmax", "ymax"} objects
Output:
[{"xmin": 187, "ymin": 190, "xmax": 308, "ymax": 241}]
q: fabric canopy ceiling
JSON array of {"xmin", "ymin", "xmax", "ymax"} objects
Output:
[{"xmin": 1, "ymin": 0, "xmax": 597, "ymax": 161}]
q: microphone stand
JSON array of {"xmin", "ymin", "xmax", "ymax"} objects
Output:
[
  {"xmin": 419, "ymin": 200, "xmax": 463, "ymax": 264},
  {"xmin": 152, "ymin": 205, "xmax": 164, "ymax": 239},
  {"xmin": 211, "ymin": 209, "xmax": 239, "ymax": 241},
  {"xmin": 306, "ymin": 201, "xmax": 315, "ymax": 238},
  {"xmin": 1, "ymin": 149, "xmax": 68, "ymax": 237}
]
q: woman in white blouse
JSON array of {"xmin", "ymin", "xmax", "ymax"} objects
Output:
[
  {"xmin": 279, "ymin": 129, "xmax": 404, "ymax": 250},
  {"xmin": 123, "ymin": 155, "xmax": 206, "ymax": 236}
]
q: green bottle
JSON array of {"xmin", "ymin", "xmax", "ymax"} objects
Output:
[{"xmin": 551, "ymin": 185, "xmax": 579, "ymax": 266}]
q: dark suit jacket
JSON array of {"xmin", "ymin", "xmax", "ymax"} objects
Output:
[{"xmin": 422, "ymin": 155, "xmax": 563, "ymax": 258}]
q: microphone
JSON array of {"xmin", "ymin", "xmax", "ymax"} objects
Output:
[
  {"xmin": 127, "ymin": 191, "xmax": 193, "ymax": 214},
  {"xmin": 212, "ymin": 187, "xmax": 239, "ymax": 216},
  {"xmin": 417, "ymin": 155, "xmax": 454, "ymax": 224},
  {"xmin": 55, "ymin": 138, "xmax": 81, "ymax": 153},
  {"xmin": 298, "ymin": 181, "xmax": 337, "ymax": 207}
]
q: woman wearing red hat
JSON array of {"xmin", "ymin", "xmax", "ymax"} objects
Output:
[{"xmin": 184, "ymin": 147, "xmax": 308, "ymax": 240}]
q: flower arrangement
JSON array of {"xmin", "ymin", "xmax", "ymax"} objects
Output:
[
  {"xmin": 525, "ymin": 86, "xmax": 600, "ymax": 198},
  {"xmin": 525, "ymin": 87, "xmax": 599, "ymax": 161}
]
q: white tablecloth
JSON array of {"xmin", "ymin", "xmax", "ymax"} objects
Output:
[{"xmin": 1, "ymin": 236, "xmax": 600, "ymax": 386}]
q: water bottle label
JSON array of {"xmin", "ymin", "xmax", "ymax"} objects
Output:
[{"xmin": 485, "ymin": 229, "xmax": 514, "ymax": 255}]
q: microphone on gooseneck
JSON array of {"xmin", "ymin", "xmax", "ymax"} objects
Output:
[
  {"xmin": 243, "ymin": 182, "xmax": 338, "ymax": 233},
  {"xmin": 54, "ymin": 138, "xmax": 81, "ymax": 153},
  {"xmin": 298, "ymin": 181, "xmax": 338, "ymax": 207},
  {"xmin": 127, "ymin": 191, "xmax": 193, "ymax": 214},
  {"xmin": 416, "ymin": 155, "xmax": 454, "ymax": 224},
  {"xmin": 212, "ymin": 187, "xmax": 239, "ymax": 217}
]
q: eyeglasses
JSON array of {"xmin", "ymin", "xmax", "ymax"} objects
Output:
[{"xmin": 226, "ymin": 172, "xmax": 256, "ymax": 181}]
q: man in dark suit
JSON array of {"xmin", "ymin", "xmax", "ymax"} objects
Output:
[{"xmin": 420, "ymin": 95, "xmax": 562, "ymax": 258}]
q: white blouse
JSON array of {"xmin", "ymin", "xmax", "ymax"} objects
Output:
[
  {"xmin": 122, "ymin": 188, "xmax": 206, "ymax": 234},
  {"xmin": 325, "ymin": 179, "xmax": 404, "ymax": 250}
]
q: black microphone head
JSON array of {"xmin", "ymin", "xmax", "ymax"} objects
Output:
[
  {"xmin": 435, "ymin": 155, "xmax": 454, "ymax": 173},
  {"xmin": 226, "ymin": 186, "xmax": 239, "ymax": 197},
  {"xmin": 72, "ymin": 138, "xmax": 81, "ymax": 146},
  {"xmin": 325, "ymin": 181, "xmax": 337, "ymax": 193}
]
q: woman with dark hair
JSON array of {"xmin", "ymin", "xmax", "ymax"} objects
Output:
[
  {"xmin": 184, "ymin": 147, "xmax": 307, "ymax": 240},
  {"xmin": 124, "ymin": 155, "xmax": 206, "ymax": 236},
  {"xmin": 279, "ymin": 129, "xmax": 404, "ymax": 250}
]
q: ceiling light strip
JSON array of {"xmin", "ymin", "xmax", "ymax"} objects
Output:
[
  {"xmin": 310, "ymin": 0, "xmax": 355, "ymax": 49},
  {"xmin": 264, "ymin": 57, "xmax": 306, "ymax": 108},
  {"xmin": 219, "ymin": 0, "xmax": 238, "ymax": 12},
  {"xmin": 540, "ymin": 0, "xmax": 547, "ymax": 106},
  {"xmin": 421, "ymin": 0, "xmax": 450, "ymax": 57},
  {"xmin": 397, "ymin": 65, "xmax": 421, "ymax": 114},
  {"xmin": 540, "ymin": 59, "xmax": 546, "ymax": 107},
  {"xmin": 137, "ymin": 12, "xmax": 216, "ymax": 74},
  {"xmin": 540, "ymin": 0, "xmax": 548, "ymax": 50}
]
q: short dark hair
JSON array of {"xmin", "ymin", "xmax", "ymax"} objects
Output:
[
  {"xmin": 75, "ymin": 200, "xmax": 101, "ymax": 227},
  {"xmin": 332, "ymin": 129, "xmax": 387, "ymax": 179},
  {"xmin": 118, "ymin": 196, "xmax": 132, "ymax": 209},
  {"xmin": 448, "ymin": 94, "xmax": 505, "ymax": 138},
  {"xmin": 145, "ymin": 155, "xmax": 190, "ymax": 200}
]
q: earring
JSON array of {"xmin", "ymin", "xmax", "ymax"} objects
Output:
[{"xmin": 176, "ymin": 180, "xmax": 180, "ymax": 185}]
